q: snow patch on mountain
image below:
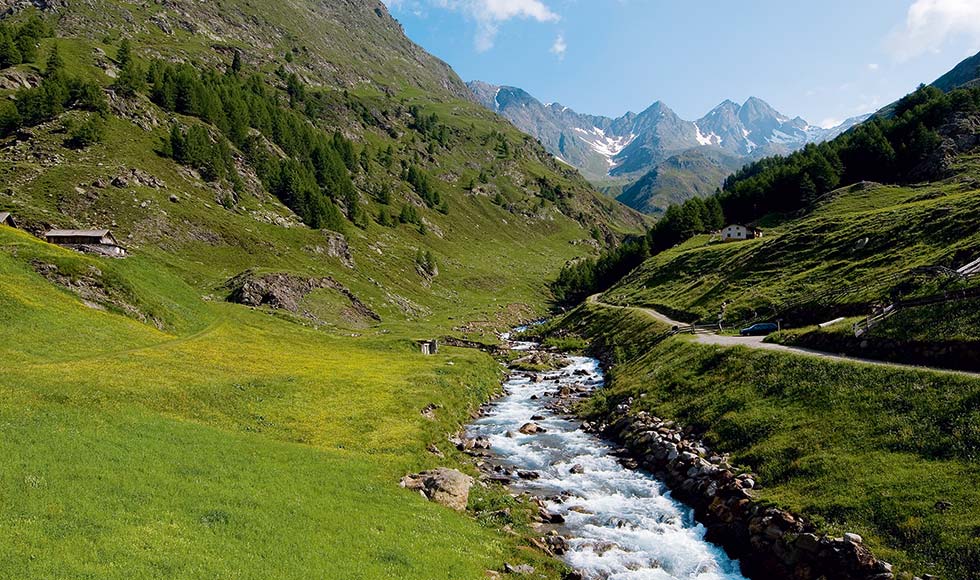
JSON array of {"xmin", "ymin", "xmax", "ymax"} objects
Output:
[
  {"xmin": 573, "ymin": 126, "xmax": 637, "ymax": 166},
  {"xmin": 694, "ymin": 124, "xmax": 720, "ymax": 146},
  {"xmin": 770, "ymin": 129, "xmax": 802, "ymax": 145}
]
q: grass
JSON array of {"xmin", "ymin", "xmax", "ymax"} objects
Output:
[
  {"xmin": 0, "ymin": 32, "xmax": 611, "ymax": 574},
  {"xmin": 0, "ymin": 227, "xmax": 574, "ymax": 578},
  {"xmin": 555, "ymin": 300, "xmax": 980, "ymax": 580},
  {"xmin": 0, "ymin": 15, "xmax": 634, "ymax": 576},
  {"xmin": 606, "ymin": 179, "xmax": 980, "ymax": 325},
  {"xmin": 871, "ymin": 297, "xmax": 980, "ymax": 342}
]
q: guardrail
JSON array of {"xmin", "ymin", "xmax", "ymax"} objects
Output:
[
  {"xmin": 853, "ymin": 305, "xmax": 898, "ymax": 338},
  {"xmin": 668, "ymin": 323, "xmax": 724, "ymax": 336},
  {"xmin": 853, "ymin": 285, "xmax": 980, "ymax": 337},
  {"xmin": 958, "ymin": 257, "xmax": 980, "ymax": 277}
]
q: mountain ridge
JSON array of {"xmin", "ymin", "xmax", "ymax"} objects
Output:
[{"xmin": 468, "ymin": 80, "xmax": 869, "ymax": 214}]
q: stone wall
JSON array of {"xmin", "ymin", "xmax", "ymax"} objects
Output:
[
  {"xmin": 589, "ymin": 401, "xmax": 901, "ymax": 580},
  {"xmin": 780, "ymin": 331, "xmax": 980, "ymax": 373}
]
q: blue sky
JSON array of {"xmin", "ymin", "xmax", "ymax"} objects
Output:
[{"xmin": 383, "ymin": 0, "xmax": 980, "ymax": 127}]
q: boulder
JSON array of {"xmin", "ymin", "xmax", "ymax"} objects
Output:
[
  {"xmin": 844, "ymin": 532, "xmax": 863, "ymax": 545},
  {"xmin": 400, "ymin": 468, "xmax": 473, "ymax": 511},
  {"xmin": 519, "ymin": 422, "xmax": 545, "ymax": 435}
]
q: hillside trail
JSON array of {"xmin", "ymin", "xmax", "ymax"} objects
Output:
[
  {"xmin": 25, "ymin": 317, "xmax": 228, "ymax": 367},
  {"xmin": 588, "ymin": 295, "xmax": 980, "ymax": 379}
]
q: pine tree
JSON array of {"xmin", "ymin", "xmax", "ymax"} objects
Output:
[
  {"xmin": 286, "ymin": 73, "xmax": 304, "ymax": 106},
  {"xmin": 44, "ymin": 42, "xmax": 63, "ymax": 78},
  {"xmin": 116, "ymin": 39, "xmax": 132, "ymax": 68},
  {"xmin": 0, "ymin": 26, "xmax": 22, "ymax": 68},
  {"xmin": 230, "ymin": 51, "xmax": 242, "ymax": 75},
  {"xmin": 799, "ymin": 174, "xmax": 818, "ymax": 206},
  {"xmin": 0, "ymin": 100, "xmax": 21, "ymax": 136},
  {"xmin": 14, "ymin": 15, "xmax": 48, "ymax": 63},
  {"xmin": 67, "ymin": 112, "xmax": 107, "ymax": 148},
  {"xmin": 113, "ymin": 39, "xmax": 145, "ymax": 96},
  {"xmin": 705, "ymin": 196, "xmax": 725, "ymax": 230}
]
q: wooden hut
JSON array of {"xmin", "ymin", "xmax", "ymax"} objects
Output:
[{"xmin": 45, "ymin": 229, "xmax": 127, "ymax": 257}]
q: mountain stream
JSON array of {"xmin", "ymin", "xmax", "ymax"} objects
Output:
[{"xmin": 466, "ymin": 335, "xmax": 746, "ymax": 580}]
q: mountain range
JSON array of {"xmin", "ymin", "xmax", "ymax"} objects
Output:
[{"xmin": 468, "ymin": 81, "xmax": 868, "ymax": 214}]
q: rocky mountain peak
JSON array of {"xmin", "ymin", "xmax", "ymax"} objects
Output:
[{"xmin": 467, "ymin": 80, "xmax": 871, "ymax": 213}]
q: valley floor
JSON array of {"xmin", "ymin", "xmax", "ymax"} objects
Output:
[{"xmin": 0, "ymin": 230, "xmax": 565, "ymax": 579}]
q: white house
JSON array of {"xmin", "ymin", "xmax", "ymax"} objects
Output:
[{"xmin": 721, "ymin": 224, "xmax": 763, "ymax": 242}]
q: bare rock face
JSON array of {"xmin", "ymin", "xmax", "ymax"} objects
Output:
[
  {"xmin": 323, "ymin": 231, "xmax": 355, "ymax": 269},
  {"xmin": 400, "ymin": 468, "xmax": 473, "ymax": 511},
  {"xmin": 224, "ymin": 269, "xmax": 380, "ymax": 321}
]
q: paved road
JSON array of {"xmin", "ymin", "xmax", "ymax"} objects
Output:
[{"xmin": 590, "ymin": 295, "xmax": 980, "ymax": 378}]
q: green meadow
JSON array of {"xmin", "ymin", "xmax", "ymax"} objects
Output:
[{"xmin": 0, "ymin": 225, "xmax": 569, "ymax": 579}]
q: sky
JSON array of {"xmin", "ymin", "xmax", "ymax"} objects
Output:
[{"xmin": 383, "ymin": 0, "xmax": 980, "ymax": 128}]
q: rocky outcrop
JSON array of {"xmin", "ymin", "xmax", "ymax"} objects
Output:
[
  {"xmin": 399, "ymin": 468, "xmax": 473, "ymax": 511},
  {"xmin": 224, "ymin": 269, "xmax": 380, "ymax": 321},
  {"xmin": 910, "ymin": 111, "xmax": 980, "ymax": 181},
  {"xmin": 111, "ymin": 168, "xmax": 167, "ymax": 189},
  {"xmin": 591, "ymin": 401, "xmax": 896, "ymax": 580},
  {"xmin": 31, "ymin": 260, "xmax": 163, "ymax": 329}
]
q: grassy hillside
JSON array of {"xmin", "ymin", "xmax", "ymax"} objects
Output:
[
  {"xmin": 617, "ymin": 148, "xmax": 744, "ymax": 215},
  {"xmin": 0, "ymin": 1, "xmax": 648, "ymax": 578},
  {"xmin": 605, "ymin": 175, "xmax": 980, "ymax": 325},
  {"xmin": 0, "ymin": 225, "xmax": 574, "ymax": 579},
  {"xmin": 546, "ymin": 300, "xmax": 980, "ymax": 580}
]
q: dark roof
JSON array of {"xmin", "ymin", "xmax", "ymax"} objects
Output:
[
  {"xmin": 46, "ymin": 229, "xmax": 111, "ymax": 237},
  {"xmin": 45, "ymin": 229, "xmax": 121, "ymax": 246}
]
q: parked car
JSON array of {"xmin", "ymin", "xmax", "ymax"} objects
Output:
[{"xmin": 740, "ymin": 322, "xmax": 778, "ymax": 336}]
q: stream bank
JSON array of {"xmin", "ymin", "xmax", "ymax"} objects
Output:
[
  {"xmin": 463, "ymin": 334, "xmax": 747, "ymax": 580},
  {"xmin": 454, "ymin": 318, "xmax": 902, "ymax": 580}
]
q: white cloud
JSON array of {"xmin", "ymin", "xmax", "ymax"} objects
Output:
[
  {"xmin": 427, "ymin": 0, "xmax": 559, "ymax": 51},
  {"xmin": 867, "ymin": 63, "xmax": 879, "ymax": 71},
  {"xmin": 551, "ymin": 33, "xmax": 567, "ymax": 59},
  {"xmin": 890, "ymin": 0, "xmax": 980, "ymax": 60}
]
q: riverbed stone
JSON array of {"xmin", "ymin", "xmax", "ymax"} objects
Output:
[
  {"xmin": 503, "ymin": 563, "xmax": 535, "ymax": 574},
  {"xmin": 519, "ymin": 422, "xmax": 546, "ymax": 434}
]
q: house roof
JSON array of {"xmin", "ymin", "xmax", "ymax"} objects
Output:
[
  {"xmin": 46, "ymin": 229, "xmax": 122, "ymax": 247},
  {"xmin": 46, "ymin": 229, "xmax": 112, "ymax": 238}
]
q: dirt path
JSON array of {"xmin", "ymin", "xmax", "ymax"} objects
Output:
[{"xmin": 589, "ymin": 295, "xmax": 980, "ymax": 379}]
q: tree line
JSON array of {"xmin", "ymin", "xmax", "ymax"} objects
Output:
[
  {"xmin": 140, "ymin": 54, "xmax": 361, "ymax": 231},
  {"xmin": 720, "ymin": 83, "xmax": 977, "ymax": 224}
]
